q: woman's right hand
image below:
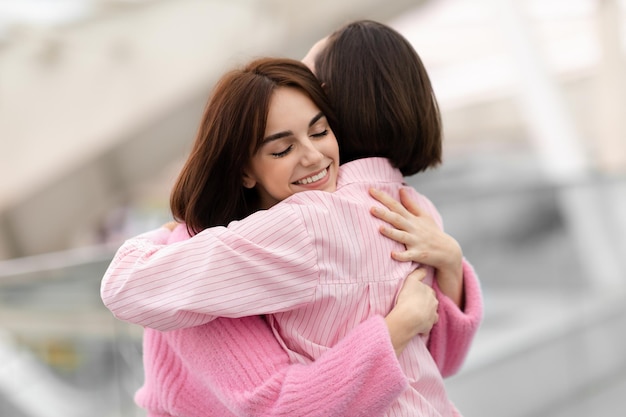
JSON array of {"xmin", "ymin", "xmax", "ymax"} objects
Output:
[
  {"xmin": 369, "ymin": 187, "xmax": 464, "ymax": 309},
  {"xmin": 384, "ymin": 267, "xmax": 439, "ymax": 357}
]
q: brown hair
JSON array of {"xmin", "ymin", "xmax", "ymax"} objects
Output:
[
  {"xmin": 170, "ymin": 58, "xmax": 338, "ymax": 235},
  {"xmin": 314, "ymin": 20, "xmax": 442, "ymax": 176}
]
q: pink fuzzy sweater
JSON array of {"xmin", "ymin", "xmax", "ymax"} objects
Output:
[{"xmin": 136, "ymin": 314, "xmax": 408, "ymax": 417}]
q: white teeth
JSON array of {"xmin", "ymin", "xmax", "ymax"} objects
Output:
[{"xmin": 296, "ymin": 168, "xmax": 327, "ymax": 185}]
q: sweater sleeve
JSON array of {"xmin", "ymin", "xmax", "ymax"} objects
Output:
[
  {"xmin": 100, "ymin": 205, "xmax": 320, "ymax": 331},
  {"xmin": 427, "ymin": 257, "xmax": 483, "ymax": 377},
  {"xmin": 153, "ymin": 315, "xmax": 407, "ymax": 417}
]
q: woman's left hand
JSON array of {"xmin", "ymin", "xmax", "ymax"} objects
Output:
[{"xmin": 369, "ymin": 187, "xmax": 464, "ymax": 309}]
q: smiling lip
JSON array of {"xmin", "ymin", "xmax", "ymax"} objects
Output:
[{"xmin": 294, "ymin": 166, "xmax": 330, "ymax": 185}]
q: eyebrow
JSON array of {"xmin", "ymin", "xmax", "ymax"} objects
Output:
[{"xmin": 262, "ymin": 112, "xmax": 325, "ymax": 144}]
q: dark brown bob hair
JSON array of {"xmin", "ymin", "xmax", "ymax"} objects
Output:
[
  {"xmin": 170, "ymin": 58, "xmax": 338, "ymax": 235},
  {"xmin": 314, "ymin": 20, "xmax": 442, "ymax": 176}
]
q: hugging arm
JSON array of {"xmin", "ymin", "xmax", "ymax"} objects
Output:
[
  {"xmin": 100, "ymin": 205, "xmax": 319, "ymax": 331},
  {"xmin": 370, "ymin": 187, "xmax": 484, "ymax": 377},
  {"xmin": 140, "ymin": 315, "xmax": 408, "ymax": 417},
  {"xmin": 428, "ymin": 260, "xmax": 482, "ymax": 376}
]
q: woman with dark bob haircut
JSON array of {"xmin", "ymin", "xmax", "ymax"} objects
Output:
[
  {"xmin": 304, "ymin": 19, "xmax": 478, "ymax": 313},
  {"xmin": 311, "ymin": 19, "xmax": 442, "ymax": 175},
  {"xmin": 102, "ymin": 21, "xmax": 483, "ymax": 417}
]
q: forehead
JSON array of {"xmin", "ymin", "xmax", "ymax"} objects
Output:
[
  {"xmin": 263, "ymin": 87, "xmax": 321, "ymax": 134},
  {"xmin": 267, "ymin": 86, "xmax": 317, "ymax": 116}
]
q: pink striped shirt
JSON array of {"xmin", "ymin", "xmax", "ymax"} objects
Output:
[{"xmin": 102, "ymin": 157, "xmax": 480, "ymax": 416}]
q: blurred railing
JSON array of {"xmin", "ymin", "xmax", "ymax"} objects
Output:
[{"xmin": 0, "ymin": 245, "xmax": 143, "ymax": 417}]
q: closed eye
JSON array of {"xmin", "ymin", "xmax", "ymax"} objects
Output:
[
  {"xmin": 271, "ymin": 145, "xmax": 293, "ymax": 158},
  {"xmin": 311, "ymin": 129, "xmax": 329, "ymax": 138}
]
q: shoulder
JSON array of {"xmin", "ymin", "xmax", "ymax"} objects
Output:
[
  {"xmin": 225, "ymin": 203, "xmax": 313, "ymax": 242},
  {"xmin": 167, "ymin": 224, "xmax": 191, "ymax": 244},
  {"xmin": 401, "ymin": 186, "xmax": 444, "ymax": 228}
]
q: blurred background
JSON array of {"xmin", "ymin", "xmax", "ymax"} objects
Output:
[{"xmin": 1, "ymin": 0, "xmax": 625, "ymax": 416}]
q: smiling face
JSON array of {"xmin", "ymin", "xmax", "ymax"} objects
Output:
[{"xmin": 243, "ymin": 86, "xmax": 339, "ymax": 209}]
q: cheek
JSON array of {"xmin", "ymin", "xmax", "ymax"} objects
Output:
[
  {"xmin": 247, "ymin": 155, "xmax": 266, "ymax": 180},
  {"xmin": 262, "ymin": 162, "xmax": 292, "ymax": 191},
  {"xmin": 327, "ymin": 137, "xmax": 340, "ymax": 161}
]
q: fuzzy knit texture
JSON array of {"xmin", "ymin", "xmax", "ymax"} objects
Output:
[
  {"xmin": 136, "ymin": 314, "xmax": 408, "ymax": 417},
  {"xmin": 103, "ymin": 157, "xmax": 484, "ymax": 416}
]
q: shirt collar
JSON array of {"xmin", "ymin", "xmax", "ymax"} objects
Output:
[{"xmin": 337, "ymin": 158, "xmax": 404, "ymax": 189}]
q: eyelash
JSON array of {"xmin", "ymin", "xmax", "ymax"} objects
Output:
[
  {"xmin": 311, "ymin": 129, "xmax": 329, "ymax": 138},
  {"xmin": 271, "ymin": 146, "xmax": 292, "ymax": 158},
  {"xmin": 270, "ymin": 129, "xmax": 329, "ymax": 158}
]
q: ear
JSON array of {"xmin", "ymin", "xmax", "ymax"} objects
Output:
[{"xmin": 242, "ymin": 170, "xmax": 256, "ymax": 189}]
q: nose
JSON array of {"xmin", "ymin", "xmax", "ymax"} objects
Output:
[{"xmin": 300, "ymin": 138, "xmax": 325, "ymax": 166}]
